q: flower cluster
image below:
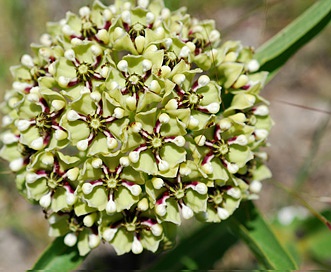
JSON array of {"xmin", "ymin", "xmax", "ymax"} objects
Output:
[{"xmin": 0, "ymin": 0, "xmax": 272, "ymax": 256}]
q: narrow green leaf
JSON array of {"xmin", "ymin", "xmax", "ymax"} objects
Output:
[
  {"xmin": 32, "ymin": 236, "xmax": 86, "ymax": 271},
  {"xmin": 148, "ymin": 222, "xmax": 238, "ymax": 270},
  {"xmin": 255, "ymin": 0, "xmax": 331, "ymax": 81},
  {"xmin": 229, "ymin": 201, "xmax": 298, "ymax": 270}
]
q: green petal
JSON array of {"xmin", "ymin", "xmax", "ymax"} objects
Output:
[
  {"xmin": 114, "ymin": 186, "xmax": 140, "ymax": 211},
  {"xmin": 184, "ymin": 189, "xmax": 208, "ymax": 213},
  {"xmin": 83, "ymin": 186, "xmax": 108, "ymax": 211},
  {"xmin": 111, "ymin": 227, "xmax": 134, "ymax": 255}
]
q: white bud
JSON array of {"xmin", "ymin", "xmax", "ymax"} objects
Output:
[
  {"xmin": 146, "ymin": 12, "xmax": 155, "ymax": 24},
  {"xmin": 26, "ymin": 172, "xmax": 41, "ymax": 183},
  {"xmin": 132, "ymin": 122, "xmax": 142, "ymax": 133},
  {"xmin": 13, "ymin": 81, "xmax": 30, "ymax": 91},
  {"xmin": 64, "ymin": 233, "xmax": 77, "ymax": 247},
  {"xmin": 66, "ymin": 193, "xmax": 77, "ymax": 205},
  {"xmin": 9, "ymin": 158, "xmax": 24, "ymax": 172},
  {"xmin": 39, "ymin": 192, "xmax": 52, "ymax": 208},
  {"xmin": 158, "ymin": 160, "xmax": 169, "ymax": 172},
  {"xmin": 40, "ymin": 33, "xmax": 52, "ymax": 46},
  {"xmin": 126, "ymin": 96, "xmax": 137, "ymax": 111},
  {"xmin": 2, "ymin": 116, "xmax": 13, "ymax": 127},
  {"xmin": 77, "ymin": 139, "xmax": 89, "ymax": 151},
  {"xmin": 67, "ymin": 168, "xmax": 79, "ymax": 181},
  {"xmin": 21, "ymin": 54, "xmax": 34, "ymax": 67},
  {"xmin": 107, "ymin": 137, "xmax": 118, "ymax": 149},
  {"xmin": 135, "ymin": 36, "xmax": 146, "ymax": 54},
  {"xmin": 230, "ymin": 135, "xmax": 248, "ymax": 146},
  {"xmin": 48, "ymin": 214, "xmax": 59, "ymax": 225},
  {"xmin": 151, "ymin": 224, "xmax": 163, "ymax": 236},
  {"xmin": 188, "ymin": 116, "xmax": 199, "ymax": 129},
  {"xmin": 254, "ymin": 105, "xmax": 269, "ymax": 116},
  {"xmin": 52, "ymin": 100, "xmax": 65, "ymax": 111},
  {"xmin": 195, "ymin": 183, "xmax": 208, "ymax": 195},
  {"xmin": 173, "ymin": 74, "xmax": 186, "ymax": 85},
  {"xmin": 103, "ymin": 228, "xmax": 117, "ymax": 242},
  {"xmin": 137, "ymin": 198, "xmax": 149, "ymax": 211},
  {"xmin": 119, "ymin": 156, "xmax": 130, "ymax": 167},
  {"xmin": 174, "ymin": 136, "xmax": 185, "ymax": 147},
  {"xmin": 217, "ymin": 207, "xmax": 230, "ymax": 220},
  {"xmin": 138, "ymin": 0, "xmax": 149, "ymax": 8},
  {"xmin": 96, "ymin": 29, "xmax": 110, "ymax": 44},
  {"xmin": 250, "ymin": 180, "xmax": 262, "ymax": 194},
  {"xmin": 103, "ymin": 9, "xmax": 112, "ymax": 21},
  {"xmin": 181, "ymin": 204, "xmax": 193, "ymax": 219},
  {"xmin": 62, "ymin": 24, "xmax": 75, "ymax": 36},
  {"xmin": 255, "ymin": 129, "xmax": 269, "ymax": 140},
  {"xmin": 247, "ymin": 59, "xmax": 260, "ymax": 72},
  {"xmin": 155, "ymin": 203, "xmax": 167, "ymax": 216},
  {"xmin": 121, "ymin": 10, "xmax": 131, "ymax": 24},
  {"xmin": 165, "ymin": 99, "xmax": 178, "ymax": 110},
  {"xmin": 227, "ymin": 163, "xmax": 239, "ymax": 174},
  {"xmin": 117, "ymin": 60, "xmax": 128, "ymax": 72},
  {"xmin": 79, "ymin": 6, "xmax": 91, "ymax": 17},
  {"xmin": 161, "ymin": 8, "xmax": 171, "ymax": 19},
  {"xmin": 2, "ymin": 132, "xmax": 18, "ymax": 145},
  {"xmin": 179, "ymin": 46, "xmax": 190, "ymax": 58},
  {"xmin": 201, "ymin": 162, "xmax": 213, "ymax": 175},
  {"xmin": 129, "ymin": 151, "xmax": 140, "ymax": 163},
  {"xmin": 142, "ymin": 59, "xmax": 152, "ymax": 72},
  {"xmin": 91, "ymin": 45, "xmax": 102, "ymax": 56},
  {"xmin": 128, "ymin": 184, "xmax": 142, "ymax": 196},
  {"xmin": 113, "ymin": 108, "xmax": 124, "ymax": 119},
  {"xmin": 159, "ymin": 113, "xmax": 170, "ymax": 124},
  {"xmin": 149, "ymin": 80, "xmax": 161, "ymax": 93},
  {"xmin": 106, "ymin": 199, "xmax": 117, "ymax": 214},
  {"xmin": 160, "ymin": 65, "xmax": 171, "ymax": 77},
  {"xmin": 58, "ymin": 76, "xmax": 70, "ymax": 88},
  {"xmin": 227, "ymin": 187, "xmax": 241, "ymax": 199},
  {"xmin": 27, "ymin": 91, "xmax": 39, "ymax": 101},
  {"xmin": 92, "ymin": 158, "xmax": 103, "ymax": 168},
  {"xmin": 100, "ymin": 66, "xmax": 110, "ymax": 78},
  {"xmin": 219, "ymin": 119, "xmax": 232, "ymax": 131},
  {"xmin": 152, "ymin": 177, "xmax": 164, "ymax": 189},
  {"xmin": 83, "ymin": 213, "xmax": 97, "ymax": 227},
  {"xmin": 80, "ymin": 86, "xmax": 90, "ymax": 95},
  {"xmin": 194, "ymin": 135, "xmax": 206, "ymax": 146},
  {"xmin": 206, "ymin": 102, "xmax": 220, "ymax": 114},
  {"xmin": 16, "ymin": 119, "xmax": 31, "ymax": 131},
  {"xmin": 90, "ymin": 91, "xmax": 101, "ymax": 102},
  {"xmin": 164, "ymin": 38, "xmax": 172, "ymax": 49},
  {"xmin": 198, "ymin": 75, "xmax": 210, "ymax": 88},
  {"xmin": 64, "ymin": 49, "xmax": 76, "ymax": 61},
  {"xmin": 41, "ymin": 153, "xmax": 54, "ymax": 166},
  {"xmin": 82, "ymin": 183, "xmax": 94, "ymax": 195},
  {"xmin": 67, "ymin": 110, "xmax": 80, "ymax": 121},
  {"xmin": 54, "ymin": 130, "xmax": 68, "ymax": 141},
  {"xmin": 48, "ymin": 62, "xmax": 56, "ymax": 75},
  {"xmin": 31, "ymin": 137, "xmax": 44, "ymax": 150},
  {"xmin": 71, "ymin": 37, "xmax": 83, "ymax": 46},
  {"xmin": 132, "ymin": 236, "xmax": 143, "ymax": 254},
  {"xmin": 179, "ymin": 164, "xmax": 191, "ymax": 176},
  {"xmin": 209, "ymin": 30, "xmax": 221, "ymax": 42},
  {"xmin": 88, "ymin": 234, "xmax": 100, "ymax": 249},
  {"xmin": 113, "ymin": 27, "xmax": 125, "ymax": 40}
]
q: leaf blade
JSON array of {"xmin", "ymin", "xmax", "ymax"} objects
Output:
[
  {"xmin": 32, "ymin": 236, "xmax": 86, "ymax": 271},
  {"xmin": 229, "ymin": 201, "xmax": 298, "ymax": 270},
  {"xmin": 255, "ymin": 0, "xmax": 331, "ymax": 81}
]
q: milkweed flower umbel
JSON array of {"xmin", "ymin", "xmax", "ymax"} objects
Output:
[{"xmin": 0, "ymin": 0, "xmax": 273, "ymax": 255}]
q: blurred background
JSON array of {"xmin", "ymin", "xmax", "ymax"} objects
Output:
[{"xmin": 0, "ymin": 0, "xmax": 330, "ymax": 270}]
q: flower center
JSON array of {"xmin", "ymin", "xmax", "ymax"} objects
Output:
[
  {"xmin": 129, "ymin": 75, "xmax": 139, "ymax": 85},
  {"xmin": 90, "ymin": 118, "xmax": 101, "ymax": 130},
  {"xmin": 125, "ymin": 222, "xmax": 136, "ymax": 232},
  {"xmin": 174, "ymin": 189, "xmax": 185, "ymax": 199},
  {"xmin": 151, "ymin": 137, "xmax": 163, "ymax": 148},
  {"xmin": 188, "ymin": 93, "xmax": 199, "ymax": 105},
  {"xmin": 213, "ymin": 193, "xmax": 223, "ymax": 205},
  {"xmin": 106, "ymin": 178, "xmax": 118, "ymax": 189},
  {"xmin": 78, "ymin": 64, "xmax": 89, "ymax": 75}
]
